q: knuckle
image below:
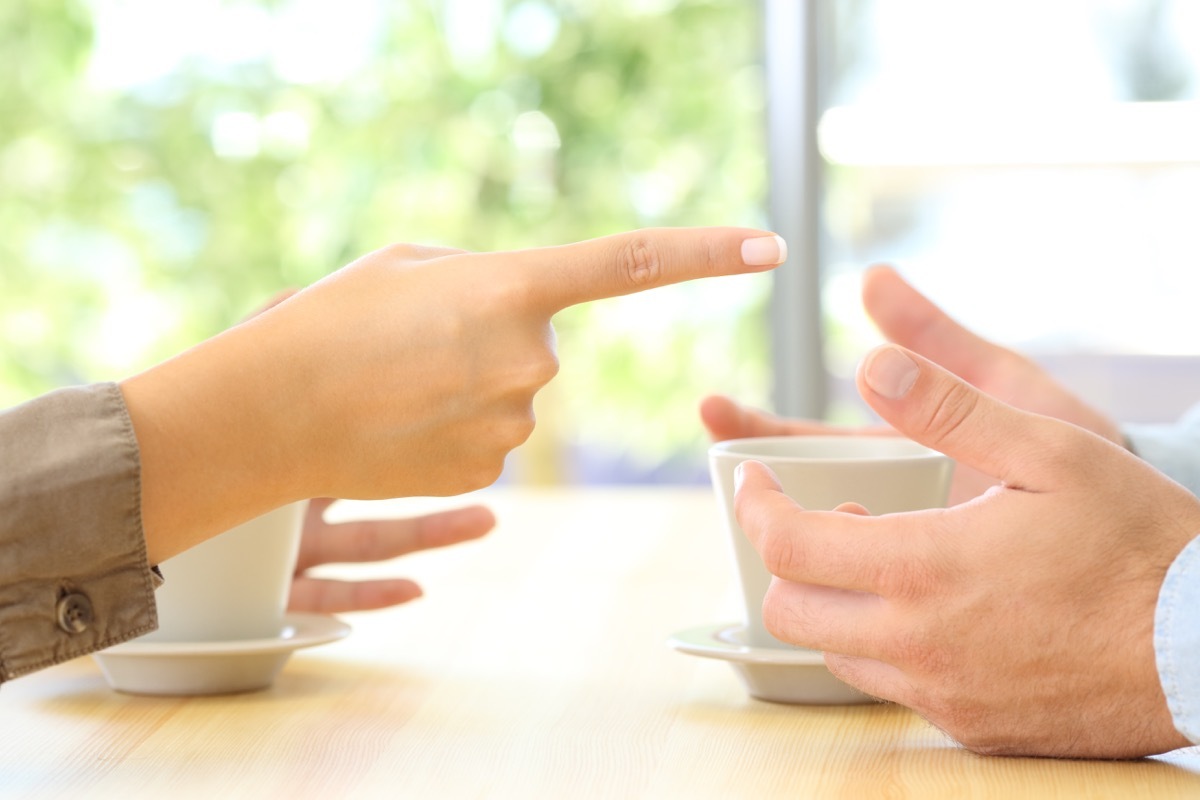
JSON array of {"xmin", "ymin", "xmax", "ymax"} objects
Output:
[
  {"xmin": 1035, "ymin": 426, "xmax": 1096, "ymax": 476},
  {"xmin": 438, "ymin": 311, "xmax": 470, "ymax": 347},
  {"xmin": 756, "ymin": 521, "xmax": 801, "ymax": 576},
  {"xmin": 507, "ymin": 413, "xmax": 537, "ymax": 448},
  {"xmin": 890, "ymin": 626, "xmax": 949, "ymax": 676},
  {"xmin": 934, "ymin": 702, "xmax": 995, "ymax": 753},
  {"xmin": 524, "ymin": 350, "xmax": 560, "ymax": 388},
  {"xmin": 486, "ymin": 406, "xmax": 537, "ymax": 452},
  {"xmin": 823, "ymin": 653, "xmax": 883, "ymax": 700},
  {"xmin": 872, "ymin": 562, "xmax": 912, "ymax": 601},
  {"xmin": 703, "ymin": 234, "xmax": 724, "ymax": 274},
  {"xmin": 920, "ymin": 379, "xmax": 978, "ymax": 447},
  {"xmin": 616, "ymin": 235, "xmax": 663, "ymax": 289},
  {"xmin": 873, "ymin": 532, "xmax": 941, "ymax": 601},
  {"xmin": 822, "ymin": 653, "xmax": 861, "ymax": 687},
  {"xmin": 542, "ymin": 353, "xmax": 561, "ymax": 383},
  {"xmin": 464, "ymin": 458, "xmax": 506, "ymax": 491},
  {"xmin": 761, "ymin": 582, "xmax": 814, "ymax": 643},
  {"xmin": 760, "ymin": 581, "xmax": 789, "ymax": 627},
  {"xmin": 487, "ymin": 273, "xmax": 539, "ymax": 312},
  {"xmin": 376, "ymin": 241, "xmax": 422, "ymax": 262},
  {"xmin": 351, "ymin": 522, "xmax": 384, "ymax": 559}
]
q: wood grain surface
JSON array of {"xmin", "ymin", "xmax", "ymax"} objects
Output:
[{"xmin": 4, "ymin": 488, "xmax": 1199, "ymax": 799}]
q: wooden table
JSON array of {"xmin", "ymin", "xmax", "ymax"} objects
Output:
[{"xmin": 5, "ymin": 487, "xmax": 1200, "ymax": 799}]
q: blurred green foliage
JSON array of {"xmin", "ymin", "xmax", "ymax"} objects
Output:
[{"xmin": 0, "ymin": 0, "xmax": 770, "ymax": 482}]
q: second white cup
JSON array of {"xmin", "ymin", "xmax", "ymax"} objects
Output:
[{"xmin": 141, "ymin": 500, "xmax": 309, "ymax": 643}]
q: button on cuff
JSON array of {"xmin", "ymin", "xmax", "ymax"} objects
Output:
[{"xmin": 56, "ymin": 592, "xmax": 94, "ymax": 634}]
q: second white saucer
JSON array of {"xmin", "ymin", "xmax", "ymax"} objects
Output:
[
  {"xmin": 93, "ymin": 612, "xmax": 351, "ymax": 696},
  {"xmin": 668, "ymin": 622, "xmax": 872, "ymax": 705}
]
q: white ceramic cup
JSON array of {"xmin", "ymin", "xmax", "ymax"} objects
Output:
[
  {"xmin": 140, "ymin": 500, "xmax": 309, "ymax": 643},
  {"xmin": 709, "ymin": 436, "xmax": 954, "ymax": 649}
]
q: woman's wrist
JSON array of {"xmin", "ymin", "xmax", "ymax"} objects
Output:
[{"xmin": 120, "ymin": 321, "xmax": 305, "ymax": 563}]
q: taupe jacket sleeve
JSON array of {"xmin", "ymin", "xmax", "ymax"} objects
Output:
[{"xmin": 0, "ymin": 382, "xmax": 158, "ymax": 682}]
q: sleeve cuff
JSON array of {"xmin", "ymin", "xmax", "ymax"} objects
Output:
[
  {"xmin": 1155, "ymin": 534, "xmax": 1200, "ymax": 744},
  {"xmin": 0, "ymin": 383, "xmax": 159, "ymax": 681}
]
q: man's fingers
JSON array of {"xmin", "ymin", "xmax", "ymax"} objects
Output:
[
  {"xmin": 498, "ymin": 226, "xmax": 786, "ymax": 314},
  {"xmin": 734, "ymin": 460, "xmax": 928, "ymax": 594},
  {"xmin": 855, "ymin": 344, "xmax": 1093, "ymax": 491},
  {"xmin": 762, "ymin": 578, "xmax": 890, "ymax": 659},
  {"xmin": 732, "ymin": 458, "xmax": 800, "ymax": 521},
  {"xmin": 862, "ymin": 265, "xmax": 999, "ymax": 383},
  {"xmin": 288, "ymin": 577, "xmax": 423, "ymax": 614},
  {"xmin": 294, "ymin": 505, "xmax": 495, "ymax": 571},
  {"xmin": 823, "ymin": 652, "xmax": 913, "ymax": 708}
]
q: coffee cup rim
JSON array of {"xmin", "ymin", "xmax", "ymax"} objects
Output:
[{"xmin": 708, "ymin": 435, "xmax": 948, "ymax": 463}]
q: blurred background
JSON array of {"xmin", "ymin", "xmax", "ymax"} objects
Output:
[
  {"xmin": 813, "ymin": 0, "xmax": 1200, "ymax": 429},
  {"xmin": 4, "ymin": 0, "xmax": 1200, "ymax": 486},
  {"xmin": 1, "ymin": 0, "xmax": 772, "ymax": 485}
]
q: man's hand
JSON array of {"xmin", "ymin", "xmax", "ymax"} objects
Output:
[
  {"xmin": 734, "ymin": 343, "xmax": 1200, "ymax": 759},
  {"xmin": 703, "ymin": 264, "xmax": 1122, "ymax": 503}
]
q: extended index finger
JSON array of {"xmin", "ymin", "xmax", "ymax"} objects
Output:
[{"xmin": 497, "ymin": 226, "xmax": 787, "ymax": 314}]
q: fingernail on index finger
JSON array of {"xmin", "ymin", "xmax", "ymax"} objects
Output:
[{"xmin": 741, "ymin": 235, "xmax": 788, "ymax": 266}]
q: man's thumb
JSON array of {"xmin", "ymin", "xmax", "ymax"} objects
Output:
[{"xmin": 855, "ymin": 344, "xmax": 1063, "ymax": 489}]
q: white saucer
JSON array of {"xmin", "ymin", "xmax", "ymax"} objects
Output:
[
  {"xmin": 93, "ymin": 612, "xmax": 351, "ymax": 696},
  {"xmin": 668, "ymin": 622, "xmax": 872, "ymax": 705}
]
